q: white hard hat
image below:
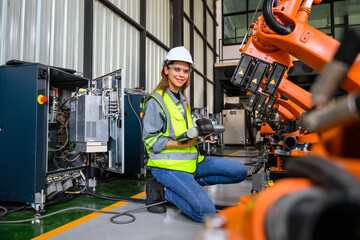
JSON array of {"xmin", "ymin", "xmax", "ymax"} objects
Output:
[{"xmin": 162, "ymin": 46, "xmax": 194, "ymax": 67}]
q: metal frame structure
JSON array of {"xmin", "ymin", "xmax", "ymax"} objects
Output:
[
  {"xmin": 83, "ymin": 0, "xmax": 217, "ymax": 111},
  {"xmin": 222, "ymin": 0, "xmax": 360, "ymax": 47}
]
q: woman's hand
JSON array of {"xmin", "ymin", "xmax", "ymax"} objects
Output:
[
  {"xmin": 181, "ymin": 138, "xmax": 201, "ymax": 147},
  {"xmin": 203, "ymin": 133, "xmax": 217, "ymax": 144},
  {"xmin": 166, "ymin": 133, "xmax": 217, "ymax": 148},
  {"xmin": 184, "ymin": 133, "xmax": 218, "ymax": 146}
]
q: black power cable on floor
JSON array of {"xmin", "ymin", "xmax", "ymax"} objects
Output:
[
  {"xmin": 84, "ymin": 191, "xmax": 233, "ymax": 211},
  {"xmin": 0, "ymin": 189, "xmax": 238, "ymax": 225},
  {"xmin": 0, "ymin": 206, "xmax": 8, "ymax": 218},
  {"xmin": 246, "ymin": 156, "xmax": 265, "ymax": 179},
  {"xmin": 213, "ymin": 154, "xmax": 260, "ymax": 166},
  {"xmin": 83, "ymin": 192, "xmax": 146, "ymax": 204},
  {"xmin": 1, "ymin": 173, "xmax": 241, "ymax": 225},
  {"xmin": 0, "ymin": 201, "xmax": 168, "ymax": 225},
  {"xmin": 214, "ymin": 154, "xmax": 259, "ymax": 158}
]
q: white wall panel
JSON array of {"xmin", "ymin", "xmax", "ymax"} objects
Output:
[
  {"xmin": 146, "ymin": 38, "xmax": 167, "ymax": 92},
  {"xmin": 146, "ymin": 0, "xmax": 170, "ymax": 46},
  {"xmin": 222, "ymin": 44, "xmax": 242, "ymax": 62},
  {"xmin": 206, "ymin": 0, "xmax": 214, "ymax": 14},
  {"xmin": 93, "ymin": 0, "xmax": 139, "ymax": 88},
  {"xmin": 206, "ymin": 11, "xmax": 214, "ymax": 47},
  {"xmin": 185, "ymin": 84, "xmax": 191, "ymax": 103},
  {"xmin": 183, "ymin": 18, "xmax": 191, "ymax": 52},
  {"xmin": 206, "ymin": 46, "xmax": 214, "ymax": 82},
  {"xmin": 194, "ymin": 73, "xmax": 204, "ymax": 108},
  {"xmin": 194, "ymin": 32, "xmax": 204, "ymax": 74},
  {"xmin": 109, "ymin": 0, "xmax": 140, "ymax": 23},
  {"xmin": 194, "ymin": 0, "xmax": 203, "ymax": 33},
  {"xmin": 0, "ymin": 0, "xmax": 84, "ymax": 73},
  {"xmin": 184, "ymin": 0, "xmax": 190, "ymax": 16},
  {"xmin": 207, "ymin": 82, "xmax": 214, "ymax": 113}
]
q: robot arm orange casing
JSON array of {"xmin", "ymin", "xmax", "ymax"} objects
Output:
[
  {"xmin": 244, "ymin": 0, "xmax": 360, "ymax": 94},
  {"xmin": 241, "ymin": 0, "xmax": 359, "ymax": 117}
]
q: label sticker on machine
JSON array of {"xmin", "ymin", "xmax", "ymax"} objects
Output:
[
  {"xmin": 245, "ymin": 61, "xmax": 271, "ymax": 93},
  {"xmin": 70, "ymin": 101, "xmax": 76, "ymax": 112},
  {"xmin": 230, "ymin": 110, "xmax": 237, "ymax": 114},
  {"xmin": 262, "ymin": 62, "xmax": 287, "ymax": 96}
]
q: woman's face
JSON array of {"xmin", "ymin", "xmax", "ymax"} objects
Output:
[{"xmin": 164, "ymin": 61, "xmax": 191, "ymax": 93}]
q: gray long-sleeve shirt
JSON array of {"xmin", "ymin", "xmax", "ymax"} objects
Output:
[{"xmin": 142, "ymin": 88, "xmax": 189, "ymax": 153}]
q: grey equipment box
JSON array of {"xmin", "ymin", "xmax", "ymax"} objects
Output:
[
  {"xmin": 222, "ymin": 109, "xmax": 246, "ymax": 145},
  {"xmin": 70, "ymin": 94, "xmax": 108, "ymax": 152}
]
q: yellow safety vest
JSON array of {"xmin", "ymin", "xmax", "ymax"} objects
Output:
[{"xmin": 143, "ymin": 89, "xmax": 204, "ymax": 173}]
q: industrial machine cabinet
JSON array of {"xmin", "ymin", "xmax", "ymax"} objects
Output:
[
  {"xmin": 0, "ymin": 62, "xmax": 146, "ymax": 209},
  {"xmin": 0, "ymin": 62, "xmax": 88, "ymax": 210},
  {"xmin": 124, "ymin": 93, "xmax": 147, "ymax": 176},
  {"xmin": 222, "ymin": 109, "xmax": 247, "ymax": 145}
]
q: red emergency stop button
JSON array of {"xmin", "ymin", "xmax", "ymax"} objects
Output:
[{"xmin": 38, "ymin": 95, "xmax": 48, "ymax": 104}]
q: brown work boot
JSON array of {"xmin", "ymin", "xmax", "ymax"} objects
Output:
[{"xmin": 145, "ymin": 179, "xmax": 167, "ymax": 214}]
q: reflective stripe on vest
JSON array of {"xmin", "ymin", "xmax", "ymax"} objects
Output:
[{"xmin": 144, "ymin": 90, "xmax": 204, "ymax": 173}]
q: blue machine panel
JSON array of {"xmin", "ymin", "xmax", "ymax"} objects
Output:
[
  {"xmin": 0, "ymin": 63, "xmax": 48, "ymax": 203},
  {"xmin": 124, "ymin": 93, "xmax": 147, "ymax": 175},
  {"xmin": 0, "ymin": 62, "xmax": 88, "ymax": 206}
]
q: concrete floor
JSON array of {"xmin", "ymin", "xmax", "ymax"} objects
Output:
[
  {"xmin": 48, "ymin": 148, "xmax": 257, "ymax": 240},
  {"xmin": 0, "ymin": 147, "xmax": 258, "ymax": 240}
]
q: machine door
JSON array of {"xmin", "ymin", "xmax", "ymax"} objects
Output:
[
  {"xmin": 222, "ymin": 109, "xmax": 246, "ymax": 145},
  {"xmin": 0, "ymin": 63, "xmax": 48, "ymax": 203}
]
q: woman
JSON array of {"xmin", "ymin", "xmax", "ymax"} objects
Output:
[{"xmin": 142, "ymin": 46, "xmax": 247, "ymax": 222}]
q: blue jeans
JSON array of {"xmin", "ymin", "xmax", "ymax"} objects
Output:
[{"xmin": 150, "ymin": 156, "xmax": 248, "ymax": 222}]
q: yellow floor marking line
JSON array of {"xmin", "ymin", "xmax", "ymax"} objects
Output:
[
  {"xmin": 32, "ymin": 191, "xmax": 146, "ymax": 240},
  {"xmin": 223, "ymin": 149, "xmax": 243, "ymax": 158}
]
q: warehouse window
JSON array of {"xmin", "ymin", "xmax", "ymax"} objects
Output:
[
  {"xmin": 222, "ymin": 0, "xmax": 360, "ymax": 46},
  {"xmin": 222, "ymin": 0, "xmax": 260, "ymax": 45}
]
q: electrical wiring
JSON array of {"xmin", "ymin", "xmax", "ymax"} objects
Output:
[
  {"xmin": 59, "ymin": 97, "xmax": 74, "ymax": 112},
  {"xmin": 109, "ymin": 201, "xmax": 167, "ymax": 224},
  {"xmin": 0, "ymin": 206, "xmax": 8, "ymax": 218},
  {"xmin": 0, "ymin": 201, "xmax": 167, "ymax": 225},
  {"xmin": 214, "ymin": 154, "xmax": 259, "ymax": 158},
  {"xmin": 127, "ymin": 93, "xmax": 144, "ymax": 139},
  {"xmin": 1, "ymin": 185, "xmax": 235, "ymax": 225},
  {"xmin": 52, "ymin": 150, "xmax": 82, "ymax": 164},
  {"xmin": 115, "ymin": 78, "xmax": 121, "ymax": 116},
  {"xmin": 246, "ymin": 158, "xmax": 265, "ymax": 179},
  {"xmin": 83, "ymin": 191, "xmax": 235, "ymax": 211},
  {"xmin": 45, "ymin": 193, "xmax": 76, "ymax": 206},
  {"xmin": 81, "ymin": 177, "xmax": 88, "ymax": 193},
  {"xmin": 87, "ymin": 88, "xmax": 102, "ymax": 95},
  {"xmin": 0, "ymin": 195, "xmax": 74, "ymax": 219},
  {"xmin": 83, "ymin": 192, "xmax": 146, "ymax": 204},
  {"xmin": 242, "ymin": 155, "xmax": 261, "ymax": 166},
  {"xmin": 65, "ymin": 153, "xmax": 83, "ymax": 162},
  {"xmin": 48, "ymin": 119, "xmax": 69, "ymax": 152},
  {"xmin": 101, "ymin": 90, "xmax": 112, "ymax": 117},
  {"xmin": 0, "ymin": 194, "xmax": 233, "ymax": 225},
  {"xmin": 7, "ymin": 205, "xmax": 29, "ymax": 214},
  {"xmin": 125, "ymin": 88, "xmax": 149, "ymax": 162},
  {"xmin": 52, "ymin": 153, "xmax": 62, "ymax": 169},
  {"xmin": 101, "ymin": 89, "xmax": 120, "ymax": 118}
]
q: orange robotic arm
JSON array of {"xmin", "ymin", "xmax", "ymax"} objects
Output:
[
  {"xmin": 214, "ymin": 4, "xmax": 360, "ymax": 240},
  {"xmin": 234, "ymin": 0, "xmax": 359, "ymax": 117},
  {"xmin": 241, "ymin": 0, "xmax": 360, "ymax": 97},
  {"xmin": 254, "ymin": 0, "xmax": 360, "ymax": 92}
]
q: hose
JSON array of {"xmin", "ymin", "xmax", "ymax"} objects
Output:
[
  {"xmin": 263, "ymin": 0, "xmax": 294, "ymax": 35},
  {"xmin": 84, "ymin": 192, "xmax": 146, "ymax": 204},
  {"xmin": 0, "ymin": 201, "xmax": 167, "ymax": 225},
  {"xmin": 0, "ymin": 190, "xmax": 236, "ymax": 225},
  {"xmin": 0, "ymin": 206, "xmax": 8, "ymax": 218},
  {"xmin": 283, "ymin": 135, "xmax": 297, "ymax": 150}
]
